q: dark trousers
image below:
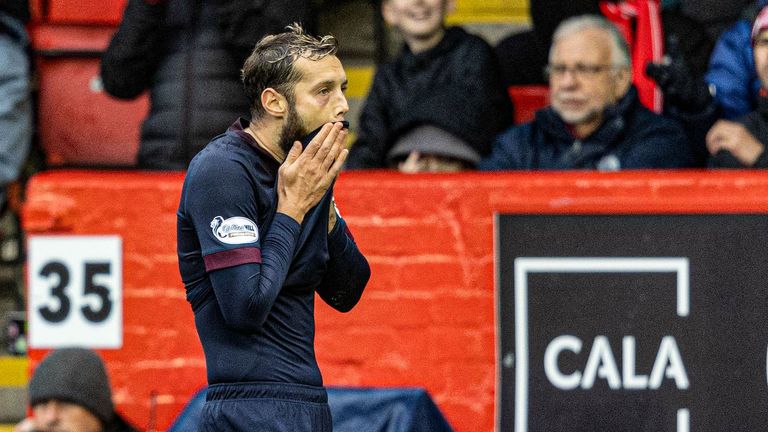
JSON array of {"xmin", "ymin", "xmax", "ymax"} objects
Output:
[{"xmin": 199, "ymin": 381, "xmax": 333, "ymax": 432}]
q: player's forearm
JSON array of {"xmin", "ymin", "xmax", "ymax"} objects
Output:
[
  {"xmin": 210, "ymin": 213, "xmax": 300, "ymax": 331},
  {"xmin": 316, "ymin": 217, "xmax": 370, "ymax": 312}
]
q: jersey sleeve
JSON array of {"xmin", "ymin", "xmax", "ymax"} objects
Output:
[
  {"xmin": 315, "ymin": 208, "xmax": 370, "ymax": 312},
  {"xmin": 183, "ymin": 153, "xmax": 262, "ymax": 272}
]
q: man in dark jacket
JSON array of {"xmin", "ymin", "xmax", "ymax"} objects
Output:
[
  {"xmin": 345, "ymin": 0, "xmax": 513, "ymax": 171},
  {"xmin": 480, "ymin": 15, "xmax": 693, "ymax": 170},
  {"xmin": 706, "ymin": 5, "xmax": 768, "ymax": 168},
  {"xmin": 100, "ymin": 0, "xmax": 308, "ymax": 170},
  {"xmin": 14, "ymin": 348, "xmax": 138, "ymax": 432}
]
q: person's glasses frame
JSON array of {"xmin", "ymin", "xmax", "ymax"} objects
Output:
[{"xmin": 544, "ymin": 63, "xmax": 624, "ymax": 80}]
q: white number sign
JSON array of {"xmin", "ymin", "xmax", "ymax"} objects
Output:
[{"xmin": 27, "ymin": 236, "xmax": 122, "ymax": 348}]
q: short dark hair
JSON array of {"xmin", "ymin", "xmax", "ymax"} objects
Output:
[{"xmin": 241, "ymin": 23, "xmax": 339, "ymax": 121}]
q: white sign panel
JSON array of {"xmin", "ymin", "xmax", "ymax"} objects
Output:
[{"xmin": 28, "ymin": 236, "xmax": 122, "ymax": 348}]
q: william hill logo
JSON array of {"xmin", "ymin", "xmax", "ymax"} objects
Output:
[{"xmin": 210, "ymin": 216, "xmax": 259, "ymax": 245}]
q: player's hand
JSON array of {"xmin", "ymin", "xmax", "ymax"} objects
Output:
[
  {"xmin": 706, "ymin": 120, "xmax": 764, "ymax": 167},
  {"xmin": 277, "ymin": 122, "xmax": 348, "ymax": 224}
]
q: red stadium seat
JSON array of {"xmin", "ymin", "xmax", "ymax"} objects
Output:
[
  {"xmin": 508, "ymin": 85, "xmax": 550, "ymax": 124},
  {"xmin": 34, "ymin": 0, "xmax": 127, "ymax": 25},
  {"xmin": 31, "ymin": 24, "xmax": 147, "ymax": 167}
]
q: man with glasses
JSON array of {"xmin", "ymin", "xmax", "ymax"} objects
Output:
[{"xmin": 480, "ymin": 15, "xmax": 694, "ymax": 170}]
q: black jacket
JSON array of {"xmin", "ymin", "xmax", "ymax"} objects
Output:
[
  {"xmin": 100, "ymin": 0, "xmax": 308, "ymax": 170},
  {"xmin": 346, "ymin": 27, "xmax": 513, "ymax": 169}
]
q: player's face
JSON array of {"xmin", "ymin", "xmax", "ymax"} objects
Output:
[
  {"xmin": 29, "ymin": 400, "xmax": 103, "ymax": 432},
  {"xmin": 290, "ymin": 55, "xmax": 349, "ymax": 136}
]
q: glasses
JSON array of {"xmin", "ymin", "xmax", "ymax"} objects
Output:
[{"xmin": 544, "ymin": 63, "xmax": 621, "ymax": 79}]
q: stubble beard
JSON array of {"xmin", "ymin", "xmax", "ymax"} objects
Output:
[{"xmin": 278, "ymin": 103, "xmax": 309, "ymax": 155}]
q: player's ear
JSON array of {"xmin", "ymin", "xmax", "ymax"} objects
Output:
[{"xmin": 261, "ymin": 88, "xmax": 288, "ymax": 119}]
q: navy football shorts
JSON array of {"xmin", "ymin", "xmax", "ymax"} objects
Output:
[{"xmin": 199, "ymin": 381, "xmax": 332, "ymax": 432}]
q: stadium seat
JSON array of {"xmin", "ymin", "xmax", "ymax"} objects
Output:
[
  {"xmin": 507, "ymin": 85, "xmax": 550, "ymax": 124},
  {"xmin": 38, "ymin": 0, "xmax": 127, "ymax": 25},
  {"xmin": 31, "ymin": 24, "xmax": 147, "ymax": 167}
]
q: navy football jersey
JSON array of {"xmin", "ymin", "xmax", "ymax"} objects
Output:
[{"xmin": 177, "ymin": 118, "xmax": 370, "ymax": 385}]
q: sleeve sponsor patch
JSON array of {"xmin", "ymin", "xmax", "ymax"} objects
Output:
[{"xmin": 210, "ymin": 216, "xmax": 259, "ymax": 244}]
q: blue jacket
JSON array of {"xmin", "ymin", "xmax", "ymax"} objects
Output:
[
  {"xmin": 479, "ymin": 87, "xmax": 694, "ymax": 170},
  {"xmin": 705, "ymin": 0, "xmax": 768, "ymax": 120}
]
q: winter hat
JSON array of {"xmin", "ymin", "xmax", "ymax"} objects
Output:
[
  {"xmin": 387, "ymin": 125, "xmax": 481, "ymax": 166},
  {"xmin": 28, "ymin": 348, "xmax": 115, "ymax": 424},
  {"xmin": 752, "ymin": 5, "xmax": 768, "ymax": 44}
]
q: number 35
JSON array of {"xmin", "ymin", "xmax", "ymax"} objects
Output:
[{"xmin": 38, "ymin": 261, "xmax": 113, "ymax": 323}]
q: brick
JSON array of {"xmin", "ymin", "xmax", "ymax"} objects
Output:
[
  {"xmin": 350, "ymin": 220, "xmax": 459, "ymax": 256},
  {"xmin": 427, "ymin": 327, "xmax": 495, "ymax": 361},
  {"xmin": 428, "ymin": 293, "xmax": 494, "ymax": 326},
  {"xmin": 398, "ymin": 261, "xmax": 466, "ymax": 290},
  {"xmin": 363, "ymin": 260, "xmax": 402, "ymax": 290}
]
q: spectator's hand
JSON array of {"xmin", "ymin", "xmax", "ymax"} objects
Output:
[
  {"xmin": 706, "ymin": 120, "xmax": 765, "ymax": 166},
  {"xmin": 646, "ymin": 36, "xmax": 711, "ymax": 112},
  {"xmin": 277, "ymin": 122, "xmax": 348, "ymax": 224},
  {"xmin": 398, "ymin": 151, "xmax": 466, "ymax": 173},
  {"xmin": 398, "ymin": 151, "xmax": 423, "ymax": 173}
]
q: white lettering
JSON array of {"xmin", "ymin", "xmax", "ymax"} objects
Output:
[
  {"xmin": 622, "ymin": 336, "xmax": 649, "ymax": 389},
  {"xmin": 649, "ymin": 336, "xmax": 689, "ymax": 390},
  {"xmin": 544, "ymin": 335, "xmax": 688, "ymax": 390},
  {"xmin": 544, "ymin": 335, "xmax": 582, "ymax": 390},
  {"xmin": 581, "ymin": 336, "xmax": 621, "ymax": 389}
]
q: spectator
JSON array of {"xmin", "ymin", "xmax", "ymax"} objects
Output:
[
  {"xmin": 706, "ymin": 5, "xmax": 768, "ymax": 168},
  {"xmin": 705, "ymin": 0, "xmax": 768, "ymax": 120},
  {"xmin": 345, "ymin": 0, "xmax": 513, "ymax": 172},
  {"xmin": 14, "ymin": 348, "xmax": 137, "ymax": 432},
  {"xmin": 0, "ymin": 0, "xmax": 32, "ymax": 208},
  {"xmin": 100, "ymin": 0, "xmax": 309, "ymax": 170},
  {"xmin": 479, "ymin": 15, "xmax": 694, "ymax": 170}
]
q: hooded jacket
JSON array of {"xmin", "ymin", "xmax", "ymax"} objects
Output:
[
  {"xmin": 346, "ymin": 27, "xmax": 513, "ymax": 169},
  {"xmin": 479, "ymin": 86, "xmax": 694, "ymax": 170}
]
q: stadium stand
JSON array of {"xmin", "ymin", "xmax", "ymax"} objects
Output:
[{"xmin": 30, "ymin": 21, "xmax": 147, "ymax": 167}]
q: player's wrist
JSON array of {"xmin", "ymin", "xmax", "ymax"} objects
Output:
[{"xmin": 277, "ymin": 203, "xmax": 305, "ymax": 224}]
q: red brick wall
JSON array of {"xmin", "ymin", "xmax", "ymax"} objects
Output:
[{"xmin": 22, "ymin": 170, "xmax": 768, "ymax": 431}]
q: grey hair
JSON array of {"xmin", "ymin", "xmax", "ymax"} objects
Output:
[{"xmin": 549, "ymin": 14, "xmax": 631, "ymax": 67}]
